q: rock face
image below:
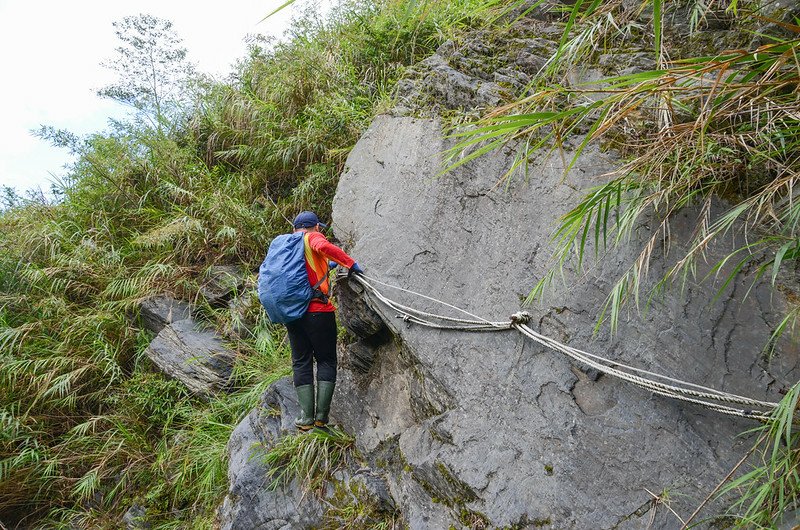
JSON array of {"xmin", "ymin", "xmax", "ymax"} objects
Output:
[
  {"xmin": 224, "ymin": 9, "xmax": 800, "ymax": 528},
  {"xmin": 395, "ymin": 21, "xmax": 559, "ymax": 115},
  {"xmin": 122, "ymin": 504, "xmax": 150, "ymax": 530},
  {"xmin": 327, "ymin": 114, "xmax": 800, "ymax": 528},
  {"xmin": 138, "ymin": 295, "xmax": 193, "ymax": 334},
  {"xmin": 218, "ymin": 378, "xmax": 328, "ymax": 529},
  {"xmin": 218, "ymin": 377, "xmax": 397, "ymax": 530},
  {"xmin": 145, "ymin": 318, "xmax": 234, "ymax": 397},
  {"xmin": 199, "ymin": 265, "xmax": 248, "ymax": 307}
]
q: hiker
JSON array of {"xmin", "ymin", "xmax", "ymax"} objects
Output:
[{"xmin": 259, "ymin": 211, "xmax": 362, "ymax": 431}]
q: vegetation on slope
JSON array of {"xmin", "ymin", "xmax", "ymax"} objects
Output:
[
  {"xmin": 0, "ymin": 1, "xmax": 493, "ymax": 527},
  {"xmin": 453, "ymin": 0, "xmax": 800, "ymax": 526},
  {"xmin": 2, "ymin": 0, "xmax": 798, "ymax": 527}
]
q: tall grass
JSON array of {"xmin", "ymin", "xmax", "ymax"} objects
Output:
[
  {"xmin": 0, "ymin": 1, "xmax": 495, "ymax": 527},
  {"xmin": 718, "ymin": 382, "xmax": 800, "ymax": 527},
  {"xmin": 453, "ymin": 0, "xmax": 800, "ymax": 334},
  {"xmin": 260, "ymin": 427, "xmax": 355, "ymax": 493}
]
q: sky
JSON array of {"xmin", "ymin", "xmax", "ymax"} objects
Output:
[{"xmin": 0, "ymin": 0, "xmax": 301, "ymax": 195}]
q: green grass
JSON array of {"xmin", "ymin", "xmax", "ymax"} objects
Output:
[
  {"xmin": 717, "ymin": 382, "xmax": 800, "ymax": 528},
  {"xmin": 0, "ymin": 1, "xmax": 495, "ymax": 527},
  {"xmin": 451, "ymin": 1, "xmax": 800, "ymax": 337},
  {"xmin": 8, "ymin": 0, "xmax": 792, "ymax": 526},
  {"xmin": 258, "ymin": 425, "xmax": 404, "ymax": 529},
  {"xmin": 260, "ymin": 426, "xmax": 355, "ymax": 493}
]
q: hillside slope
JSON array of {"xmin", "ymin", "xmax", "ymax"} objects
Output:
[{"xmin": 221, "ymin": 20, "xmax": 800, "ymax": 527}]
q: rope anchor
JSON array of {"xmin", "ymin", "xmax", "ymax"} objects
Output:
[{"xmin": 510, "ymin": 311, "xmax": 532, "ymax": 325}]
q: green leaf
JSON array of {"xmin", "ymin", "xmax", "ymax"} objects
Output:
[
  {"xmin": 772, "ymin": 242, "xmax": 794, "ymax": 285},
  {"xmin": 653, "ymin": 0, "xmax": 662, "ymax": 63},
  {"xmin": 260, "ymin": 0, "xmax": 297, "ymax": 23}
]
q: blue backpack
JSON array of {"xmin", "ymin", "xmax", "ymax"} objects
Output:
[{"xmin": 257, "ymin": 233, "xmax": 326, "ymax": 324}]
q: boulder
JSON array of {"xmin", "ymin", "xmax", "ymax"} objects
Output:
[
  {"xmin": 226, "ymin": 13, "xmax": 800, "ymax": 529},
  {"xmin": 218, "ymin": 377, "xmax": 397, "ymax": 530},
  {"xmin": 218, "ymin": 378, "xmax": 327, "ymax": 530},
  {"xmin": 336, "ymin": 274, "xmax": 389, "ymax": 340},
  {"xmin": 138, "ymin": 295, "xmax": 193, "ymax": 334},
  {"xmin": 224, "ymin": 277, "xmax": 260, "ymax": 339},
  {"xmin": 393, "ymin": 26, "xmax": 559, "ymax": 116},
  {"xmin": 145, "ymin": 318, "xmax": 234, "ymax": 397},
  {"xmin": 328, "ymin": 114, "xmax": 800, "ymax": 528},
  {"xmin": 121, "ymin": 504, "xmax": 149, "ymax": 530},
  {"xmin": 199, "ymin": 265, "xmax": 248, "ymax": 307}
]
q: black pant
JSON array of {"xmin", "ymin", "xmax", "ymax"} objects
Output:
[{"xmin": 285, "ymin": 311, "xmax": 337, "ymax": 387}]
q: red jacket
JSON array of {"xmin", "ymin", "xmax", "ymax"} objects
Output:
[{"xmin": 302, "ymin": 231, "xmax": 355, "ymax": 312}]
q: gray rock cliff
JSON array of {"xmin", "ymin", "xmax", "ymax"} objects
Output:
[
  {"xmin": 222, "ymin": 10, "xmax": 800, "ymax": 528},
  {"xmin": 219, "ymin": 378, "xmax": 328, "ymax": 530},
  {"xmin": 218, "ymin": 377, "xmax": 398, "ymax": 529},
  {"xmin": 145, "ymin": 318, "xmax": 234, "ymax": 397},
  {"xmin": 220, "ymin": 114, "xmax": 799, "ymax": 529},
  {"xmin": 327, "ymin": 114, "xmax": 799, "ymax": 528}
]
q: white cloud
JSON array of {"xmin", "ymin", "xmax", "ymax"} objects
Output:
[{"xmin": 0, "ymin": 0, "xmax": 299, "ymax": 192}]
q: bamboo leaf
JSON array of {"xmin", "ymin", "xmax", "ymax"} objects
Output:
[
  {"xmin": 260, "ymin": 0, "xmax": 297, "ymax": 23},
  {"xmin": 653, "ymin": 0, "xmax": 662, "ymax": 64},
  {"xmin": 772, "ymin": 242, "xmax": 794, "ymax": 285}
]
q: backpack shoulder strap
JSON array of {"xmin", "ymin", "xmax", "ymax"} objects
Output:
[{"xmin": 303, "ymin": 233, "xmax": 329, "ymax": 302}]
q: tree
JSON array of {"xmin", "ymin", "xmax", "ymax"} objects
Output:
[
  {"xmin": 98, "ymin": 14, "xmax": 195, "ymax": 125},
  {"xmin": 0, "ymin": 185, "xmax": 22, "ymax": 210}
]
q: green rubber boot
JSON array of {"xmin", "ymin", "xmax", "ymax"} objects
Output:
[
  {"xmin": 314, "ymin": 381, "xmax": 336, "ymax": 428},
  {"xmin": 294, "ymin": 384, "xmax": 315, "ymax": 431}
]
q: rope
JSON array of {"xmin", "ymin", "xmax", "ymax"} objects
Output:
[
  {"xmin": 515, "ymin": 323, "xmax": 772, "ymax": 421},
  {"xmin": 350, "ymin": 274, "xmax": 781, "ymax": 422},
  {"xmin": 356, "ymin": 273, "xmax": 510, "ymax": 331},
  {"xmin": 514, "ymin": 323, "xmax": 776, "ymax": 409}
]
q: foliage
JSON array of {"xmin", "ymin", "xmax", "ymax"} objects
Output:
[
  {"xmin": 98, "ymin": 14, "xmax": 197, "ymax": 125},
  {"xmin": 260, "ymin": 426, "xmax": 355, "ymax": 493},
  {"xmin": 323, "ymin": 482, "xmax": 405, "ymax": 530},
  {"xmin": 259, "ymin": 423, "xmax": 403, "ymax": 529},
  {"xmin": 452, "ymin": 0, "xmax": 800, "ymax": 334},
  {"xmin": 0, "ymin": 1, "xmax": 493, "ymax": 527},
  {"xmin": 718, "ymin": 382, "xmax": 800, "ymax": 527},
  {"xmin": 195, "ymin": 0, "xmax": 493, "ymax": 224},
  {"xmin": 448, "ymin": 0, "xmax": 800, "ymax": 525}
]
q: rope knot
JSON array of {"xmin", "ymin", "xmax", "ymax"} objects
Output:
[{"xmin": 510, "ymin": 311, "xmax": 531, "ymax": 325}]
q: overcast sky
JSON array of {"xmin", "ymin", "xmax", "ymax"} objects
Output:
[{"xmin": 0, "ymin": 0, "xmax": 301, "ymax": 194}]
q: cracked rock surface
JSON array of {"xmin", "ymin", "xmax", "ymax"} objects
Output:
[
  {"xmin": 138, "ymin": 295, "xmax": 193, "ymax": 334},
  {"xmin": 218, "ymin": 378, "xmax": 327, "ymax": 530},
  {"xmin": 145, "ymin": 318, "xmax": 234, "ymax": 397},
  {"xmin": 329, "ymin": 115, "xmax": 800, "ymax": 528}
]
